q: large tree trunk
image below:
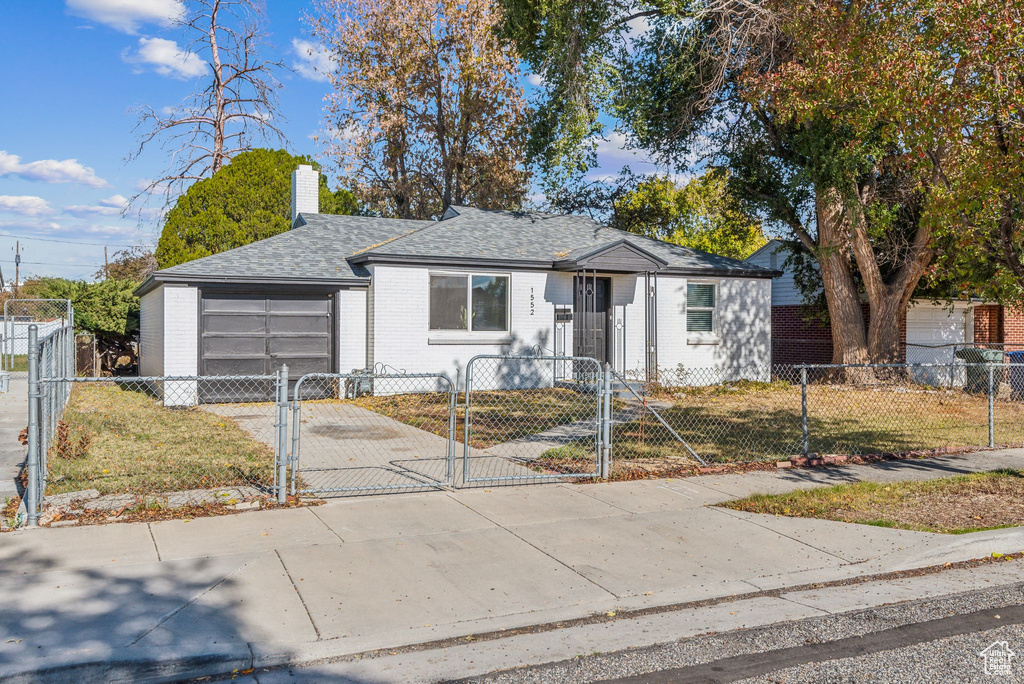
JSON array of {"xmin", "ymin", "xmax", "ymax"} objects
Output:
[
  {"xmin": 815, "ymin": 188, "xmax": 869, "ymax": 366},
  {"xmin": 848, "ymin": 182, "xmax": 934, "ymax": 366}
]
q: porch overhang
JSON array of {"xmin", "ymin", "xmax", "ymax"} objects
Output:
[{"xmin": 553, "ymin": 239, "xmax": 668, "ymax": 273}]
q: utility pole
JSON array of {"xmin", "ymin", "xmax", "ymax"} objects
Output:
[
  {"xmin": 13, "ymin": 241, "xmax": 19, "ymax": 298},
  {"xmin": 104, "ymin": 245, "xmax": 109, "ymax": 279}
]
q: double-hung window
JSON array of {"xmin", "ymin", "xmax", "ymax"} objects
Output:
[
  {"xmin": 686, "ymin": 282, "xmax": 717, "ymax": 334},
  {"xmin": 429, "ymin": 273, "xmax": 509, "ymax": 332}
]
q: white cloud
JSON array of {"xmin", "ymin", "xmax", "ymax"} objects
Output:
[
  {"xmin": 123, "ymin": 37, "xmax": 207, "ymax": 79},
  {"xmin": 0, "ymin": 196, "xmax": 54, "ymax": 217},
  {"xmin": 292, "ymin": 38, "xmax": 331, "ymax": 82},
  {"xmin": 0, "ymin": 219, "xmax": 63, "ymax": 232},
  {"xmin": 66, "ymin": 0, "xmax": 185, "ymax": 34},
  {"xmin": 526, "ymin": 73, "xmax": 545, "ymax": 87},
  {"xmin": 64, "ymin": 194, "xmax": 129, "ymax": 217},
  {"xmin": 0, "ymin": 150, "xmax": 108, "ymax": 187}
]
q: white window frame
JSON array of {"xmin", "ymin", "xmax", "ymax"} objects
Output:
[
  {"xmin": 428, "ymin": 271, "xmax": 511, "ymax": 334},
  {"xmin": 686, "ymin": 280, "xmax": 719, "ymax": 342}
]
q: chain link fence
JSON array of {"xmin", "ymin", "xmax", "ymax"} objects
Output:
[
  {"xmin": 24, "ymin": 321, "xmax": 289, "ymax": 525},
  {"xmin": 605, "ymin": 362, "xmax": 1024, "ymax": 475},
  {"xmin": 3, "ymin": 298, "xmax": 73, "ymax": 378},
  {"xmin": 21, "ymin": 336, "xmax": 1024, "ymax": 526}
]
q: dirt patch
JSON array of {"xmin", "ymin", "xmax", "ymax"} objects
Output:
[{"xmin": 721, "ymin": 469, "xmax": 1024, "ymax": 534}]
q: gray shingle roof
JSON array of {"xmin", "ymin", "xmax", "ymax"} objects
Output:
[
  {"xmin": 151, "ymin": 213, "xmax": 431, "ymax": 283},
  {"xmin": 142, "ymin": 205, "xmax": 774, "ymax": 294},
  {"xmin": 353, "ymin": 206, "xmax": 775, "ymax": 276}
]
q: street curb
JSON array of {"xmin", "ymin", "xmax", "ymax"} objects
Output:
[
  {"xmin": 0, "ymin": 644, "xmax": 252, "ymax": 684},
  {"xmin": 4, "ymin": 553, "xmax": 1022, "ymax": 683}
]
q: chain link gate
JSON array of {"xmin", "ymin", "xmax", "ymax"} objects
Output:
[
  {"xmin": 461, "ymin": 354, "xmax": 604, "ymax": 486},
  {"xmin": 290, "ymin": 371, "xmax": 456, "ymax": 496}
]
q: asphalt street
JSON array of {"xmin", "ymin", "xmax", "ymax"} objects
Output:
[{"xmin": 462, "ymin": 580, "xmax": 1024, "ymax": 684}]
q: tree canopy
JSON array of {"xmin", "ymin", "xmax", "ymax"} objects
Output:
[
  {"xmin": 611, "ymin": 171, "xmax": 766, "ymax": 260},
  {"xmin": 309, "ymin": 0, "xmax": 530, "ymax": 219},
  {"xmin": 500, "ymin": 0, "xmax": 956, "ymax": 364},
  {"xmin": 155, "ymin": 148, "xmax": 358, "ymax": 268}
]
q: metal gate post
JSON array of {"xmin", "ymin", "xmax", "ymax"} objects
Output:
[
  {"xmin": 448, "ymin": 382, "xmax": 456, "ymax": 487},
  {"xmin": 277, "ymin": 365, "xmax": 289, "ymax": 504},
  {"xmin": 601, "ymin": 363, "xmax": 612, "ymax": 479},
  {"xmin": 801, "ymin": 367, "xmax": 809, "ymax": 456},
  {"xmin": 26, "ymin": 325, "xmax": 40, "ymax": 526},
  {"xmin": 988, "ymin": 364, "xmax": 995, "ymax": 448},
  {"xmin": 290, "ymin": 386, "xmax": 301, "ymax": 498}
]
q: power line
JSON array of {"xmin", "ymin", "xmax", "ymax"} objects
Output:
[
  {"xmin": 0, "ymin": 258, "xmax": 105, "ymax": 267},
  {"xmin": 0, "ymin": 231, "xmax": 148, "ymax": 248}
]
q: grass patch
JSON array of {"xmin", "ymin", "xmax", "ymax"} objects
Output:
[
  {"xmin": 47, "ymin": 383, "xmax": 275, "ymax": 496},
  {"xmin": 348, "ymin": 388, "xmax": 604, "ymax": 449},
  {"xmin": 4, "ymin": 355, "xmax": 27, "ymax": 373},
  {"xmin": 608, "ymin": 382, "xmax": 1024, "ymax": 464},
  {"xmin": 720, "ymin": 469, "xmax": 1024, "ymax": 534}
]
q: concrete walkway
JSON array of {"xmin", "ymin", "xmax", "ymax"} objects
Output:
[
  {"xmin": 0, "ymin": 448, "xmax": 1022, "ymax": 681},
  {"xmin": 0, "ymin": 378, "xmax": 26, "ymax": 502}
]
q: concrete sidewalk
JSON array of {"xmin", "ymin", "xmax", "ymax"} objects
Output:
[
  {"xmin": 1, "ymin": 448, "xmax": 1022, "ymax": 681},
  {"xmin": 0, "ymin": 378, "xmax": 26, "ymax": 501}
]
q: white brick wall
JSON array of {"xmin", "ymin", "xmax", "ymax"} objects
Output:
[
  {"xmin": 163, "ymin": 286, "xmax": 199, "ymax": 376},
  {"xmin": 337, "ymin": 287, "xmax": 368, "ymax": 372},
  {"xmin": 291, "ymin": 165, "xmax": 319, "ymax": 223},
  {"xmin": 370, "ymin": 264, "xmax": 572, "ymax": 387},
  {"xmin": 656, "ymin": 275, "xmax": 771, "ymax": 376},
  {"xmin": 611, "ymin": 274, "xmax": 646, "ymax": 373},
  {"xmin": 139, "ymin": 287, "xmax": 164, "ymax": 376}
]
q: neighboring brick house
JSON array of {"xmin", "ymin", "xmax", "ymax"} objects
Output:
[
  {"xmin": 745, "ymin": 240, "xmax": 1024, "ymax": 366},
  {"xmin": 135, "ymin": 165, "xmax": 780, "ymax": 402}
]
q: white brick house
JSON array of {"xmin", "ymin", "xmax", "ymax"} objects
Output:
[{"xmin": 135, "ymin": 166, "xmax": 778, "ymax": 394}]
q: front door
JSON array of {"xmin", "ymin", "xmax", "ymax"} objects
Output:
[{"xmin": 574, "ymin": 276, "xmax": 611, "ymax": 364}]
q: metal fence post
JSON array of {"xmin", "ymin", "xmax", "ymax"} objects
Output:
[
  {"xmin": 601, "ymin": 362, "xmax": 612, "ymax": 479},
  {"xmin": 277, "ymin": 365, "xmax": 289, "ymax": 504},
  {"xmin": 448, "ymin": 381, "xmax": 456, "ymax": 487},
  {"xmin": 988, "ymin": 364, "xmax": 995, "ymax": 448},
  {"xmin": 801, "ymin": 366, "xmax": 809, "ymax": 456},
  {"xmin": 26, "ymin": 325, "xmax": 40, "ymax": 527}
]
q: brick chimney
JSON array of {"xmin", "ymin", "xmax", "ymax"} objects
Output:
[{"xmin": 291, "ymin": 164, "xmax": 319, "ymax": 225}]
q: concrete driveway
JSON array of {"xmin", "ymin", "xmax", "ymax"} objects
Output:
[{"xmin": 207, "ymin": 400, "xmax": 548, "ymax": 496}]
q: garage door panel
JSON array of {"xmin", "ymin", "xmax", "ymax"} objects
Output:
[
  {"xmin": 203, "ymin": 296, "xmax": 267, "ymax": 313},
  {"xmin": 203, "ymin": 356, "xmax": 268, "ymax": 376},
  {"xmin": 268, "ymin": 315, "xmax": 330, "ymax": 334},
  {"xmin": 268, "ymin": 336, "xmax": 329, "ymax": 355},
  {"xmin": 203, "ymin": 336, "xmax": 267, "ymax": 356},
  {"xmin": 269, "ymin": 298, "xmax": 330, "ymax": 313},
  {"xmin": 203, "ymin": 314, "xmax": 268, "ymax": 334},
  {"xmin": 271, "ymin": 356, "xmax": 332, "ymax": 377}
]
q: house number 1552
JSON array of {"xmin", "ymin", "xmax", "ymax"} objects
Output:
[{"xmin": 530, "ymin": 287, "xmax": 535, "ymax": 315}]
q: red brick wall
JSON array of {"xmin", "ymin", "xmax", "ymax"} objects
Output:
[
  {"xmin": 1001, "ymin": 307, "xmax": 1024, "ymax": 347},
  {"xmin": 771, "ymin": 305, "xmax": 833, "ymax": 364},
  {"xmin": 973, "ymin": 305, "xmax": 1002, "ymax": 344},
  {"xmin": 772, "ymin": 303, "xmax": 907, "ymax": 364}
]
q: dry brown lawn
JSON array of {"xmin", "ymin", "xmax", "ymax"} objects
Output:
[
  {"xmin": 720, "ymin": 469, "xmax": 1024, "ymax": 534},
  {"xmin": 47, "ymin": 383, "xmax": 276, "ymax": 495}
]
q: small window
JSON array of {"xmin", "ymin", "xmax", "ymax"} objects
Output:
[
  {"xmin": 429, "ymin": 273, "xmax": 509, "ymax": 332},
  {"xmin": 686, "ymin": 283, "xmax": 716, "ymax": 333}
]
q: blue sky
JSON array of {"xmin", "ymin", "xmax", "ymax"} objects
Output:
[{"xmin": 0, "ymin": 0, "xmax": 657, "ymax": 282}]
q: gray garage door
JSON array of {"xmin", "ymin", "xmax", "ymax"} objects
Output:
[{"xmin": 200, "ymin": 293, "xmax": 333, "ymax": 401}]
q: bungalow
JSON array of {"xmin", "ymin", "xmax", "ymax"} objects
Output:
[
  {"xmin": 745, "ymin": 239, "xmax": 1024, "ymax": 367},
  {"xmin": 135, "ymin": 165, "xmax": 778, "ymax": 396}
]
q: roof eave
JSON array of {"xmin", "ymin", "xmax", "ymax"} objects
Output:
[
  {"xmin": 137, "ymin": 272, "xmax": 370, "ymax": 295},
  {"xmin": 349, "ymin": 253, "xmax": 555, "ymax": 269}
]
